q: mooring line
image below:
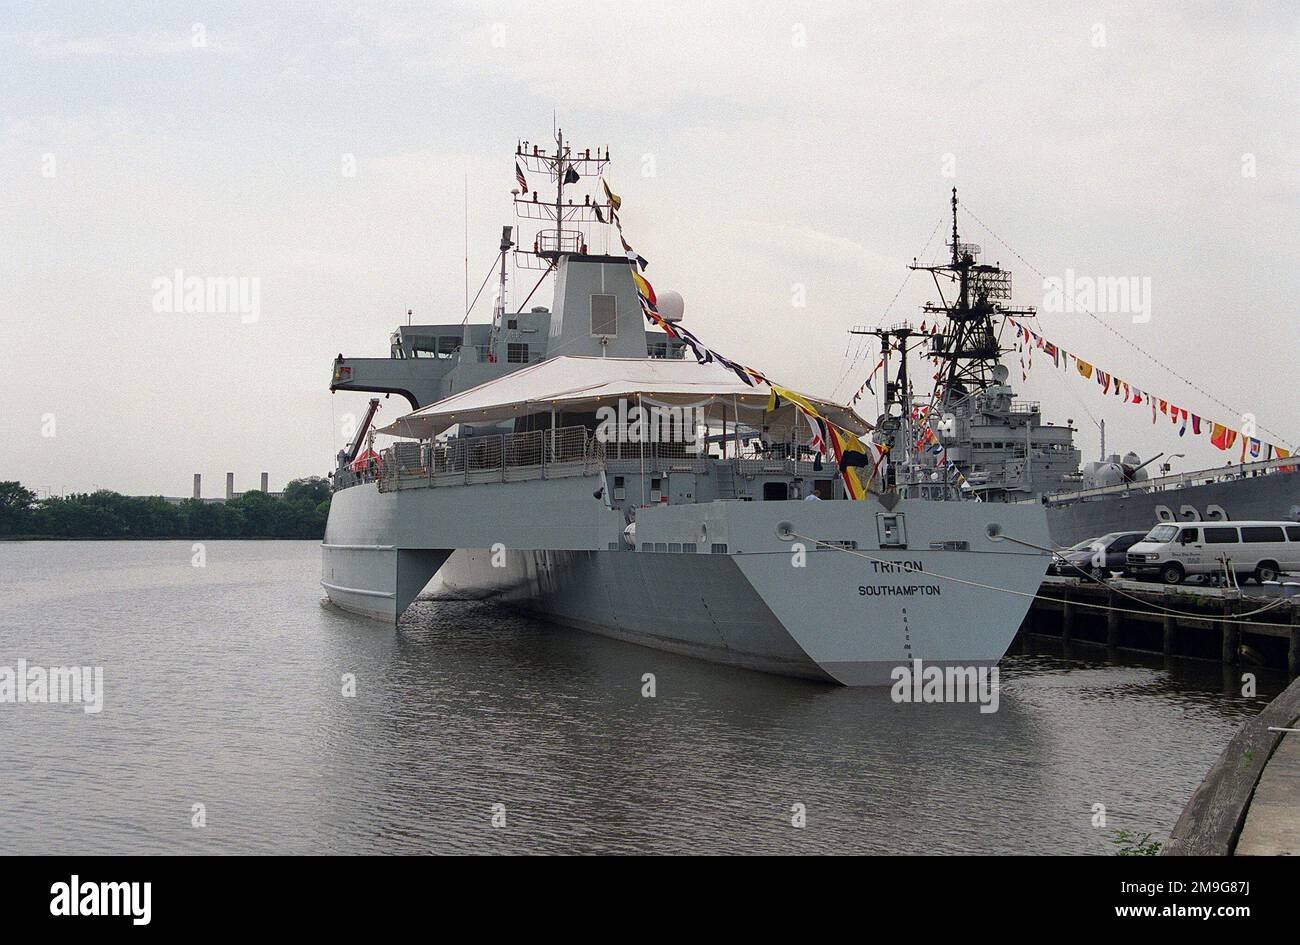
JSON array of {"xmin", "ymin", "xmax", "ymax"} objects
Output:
[{"xmin": 989, "ymin": 533, "xmax": 1289, "ymax": 620}]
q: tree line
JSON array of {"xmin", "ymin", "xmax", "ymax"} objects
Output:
[{"xmin": 0, "ymin": 478, "xmax": 331, "ymax": 539}]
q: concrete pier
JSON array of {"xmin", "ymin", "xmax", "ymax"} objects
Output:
[
  {"xmin": 1164, "ymin": 674, "xmax": 1300, "ymax": 855},
  {"xmin": 1235, "ymin": 728, "xmax": 1300, "ymax": 855}
]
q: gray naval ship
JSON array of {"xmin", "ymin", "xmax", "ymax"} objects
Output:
[
  {"xmin": 854, "ymin": 190, "xmax": 1299, "ymax": 547},
  {"xmin": 321, "ymin": 131, "xmax": 1053, "ymax": 685}
]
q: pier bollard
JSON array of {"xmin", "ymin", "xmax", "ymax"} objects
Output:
[
  {"xmin": 1289, "ymin": 595, "xmax": 1299, "ymax": 677},
  {"xmin": 1221, "ymin": 595, "xmax": 1240, "ymax": 666},
  {"xmin": 1061, "ymin": 590, "xmax": 1073, "ymax": 644},
  {"xmin": 1106, "ymin": 590, "xmax": 1121, "ymax": 647},
  {"xmin": 1162, "ymin": 589, "xmax": 1175, "ymax": 656}
]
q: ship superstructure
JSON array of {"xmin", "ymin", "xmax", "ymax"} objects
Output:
[{"xmin": 320, "ymin": 132, "xmax": 1054, "ymax": 685}]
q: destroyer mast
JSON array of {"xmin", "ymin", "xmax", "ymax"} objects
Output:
[
  {"xmin": 853, "ymin": 189, "xmax": 1081, "ymax": 501},
  {"xmin": 915, "ymin": 188, "xmax": 1036, "ymax": 404}
]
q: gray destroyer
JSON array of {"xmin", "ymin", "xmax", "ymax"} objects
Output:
[
  {"xmin": 322, "ymin": 131, "xmax": 1052, "ymax": 685},
  {"xmin": 853, "ymin": 190, "xmax": 1299, "ymax": 546}
]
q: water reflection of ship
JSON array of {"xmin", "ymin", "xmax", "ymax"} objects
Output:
[{"xmin": 853, "ymin": 189, "xmax": 1298, "ymax": 547}]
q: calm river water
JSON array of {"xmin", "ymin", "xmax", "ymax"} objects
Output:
[{"xmin": 0, "ymin": 540, "xmax": 1283, "ymax": 854}]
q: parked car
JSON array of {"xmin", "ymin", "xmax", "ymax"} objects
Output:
[
  {"xmin": 1051, "ymin": 532, "xmax": 1148, "ymax": 580},
  {"xmin": 1125, "ymin": 521, "xmax": 1300, "ymax": 585}
]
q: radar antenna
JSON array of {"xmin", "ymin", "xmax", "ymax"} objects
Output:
[
  {"xmin": 512, "ymin": 128, "xmax": 615, "ymax": 268},
  {"xmin": 907, "ymin": 188, "xmax": 1035, "ymax": 404}
]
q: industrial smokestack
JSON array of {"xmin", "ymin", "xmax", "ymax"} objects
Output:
[
  {"xmin": 260, "ymin": 472, "xmax": 269, "ymax": 493},
  {"xmin": 193, "ymin": 474, "xmax": 201, "ymax": 499},
  {"xmin": 226, "ymin": 472, "xmax": 234, "ymax": 500}
]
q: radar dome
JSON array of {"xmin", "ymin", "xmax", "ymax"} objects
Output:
[{"xmin": 657, "ymin": 289, "xmax": 685, "ymax": 322}]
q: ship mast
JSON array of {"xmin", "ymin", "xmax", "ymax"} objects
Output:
[
  {"xmin": 848, "ymin": 323, "xmax": 930, "ymax": 489},
  {"xmin": 910, "ymin": 188, "xmax": 1035, "ymax": 406},
  {"xmin": 512, "ymin": 128, "xmax": 612, "ymax": 267}
]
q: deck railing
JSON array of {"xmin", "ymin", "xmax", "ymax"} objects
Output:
[
  {"xmin": 375, "ymin": 425, "xmax": 602, "ymax": 492},
  {"xmin": 339, "ymin": 428, "xmax": 846, "ymax": 494}
]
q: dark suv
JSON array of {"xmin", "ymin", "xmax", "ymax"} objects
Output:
[{"xmin": 1050, "ymin": 531, "xmax": 1148, "ymax": 580}]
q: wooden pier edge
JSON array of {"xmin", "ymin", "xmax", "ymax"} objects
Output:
[
  {"xmin": 1026, "ymin": 576, "xmax": 1299, "ymax": 672},
  {"xmin": 1163, "ymin": 674, "xmax": 1300, "ymax": 856}
]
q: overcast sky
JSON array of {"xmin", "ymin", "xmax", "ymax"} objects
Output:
[{"xmin": 2, "ymin": 1, "xmax": 1296, "ymax": 496}]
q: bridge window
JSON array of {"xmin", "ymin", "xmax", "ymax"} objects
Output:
[
  {"xmin": 507, "ymin": 343, "xmax": 530, "ymax": 363},
  {"xmin": 413, "ymin": 336, "xmax": 460, "ymax": 359}
]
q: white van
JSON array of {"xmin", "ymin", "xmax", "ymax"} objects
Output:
[{"xmin": 1125, "ymin": 521, "xmax": 1300, "ymax": 585}]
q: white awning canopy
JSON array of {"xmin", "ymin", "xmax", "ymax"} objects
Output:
[{"xmin": 377, "ymin": 356, "xmax": 870, "ymax": 440}]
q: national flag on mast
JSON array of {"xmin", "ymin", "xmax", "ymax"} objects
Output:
[{"xmin": 515, "ymin": 161, "xmax": 528, "ymax": 194}]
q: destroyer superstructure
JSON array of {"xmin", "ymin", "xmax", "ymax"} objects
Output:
[{"xmin": 853, "ymin": 189, "xmax": 1298, "ymax": 546}]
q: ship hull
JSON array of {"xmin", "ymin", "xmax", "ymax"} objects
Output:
[
  {"xmin": 433, "ymin": 542, "xmax": 1048, "ymax": 686},
  {"xmin": 322, "ymin": 477, "xmax": 1052, "ymax": 686},
  {"xmin": 1045, "ymin": 469, "xmax": 1300, "ymax": 546}
]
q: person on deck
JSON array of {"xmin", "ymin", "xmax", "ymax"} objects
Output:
[{"xmin": 804, "ymin": 489, "xmax": 822, "ymax": 501}]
